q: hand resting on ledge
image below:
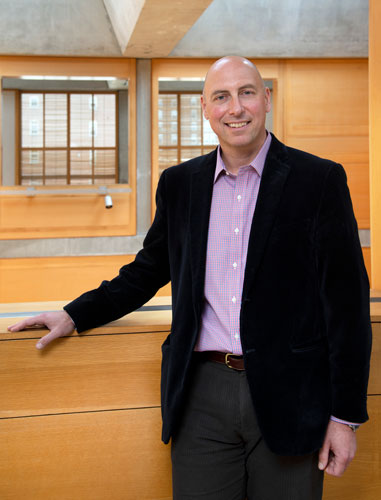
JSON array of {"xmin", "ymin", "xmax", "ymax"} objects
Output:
[{"xmin": 8, "ymin": 310, "xmax": 75, "ymax": 350}]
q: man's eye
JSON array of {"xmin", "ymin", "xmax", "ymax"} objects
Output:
[
  {"xmin": 214, "ymin": 95, "xmax": 226, "ymax": 101},
  {"xmin": 241, "ymin": 90, "xmax": 254, "ymax": 96}
]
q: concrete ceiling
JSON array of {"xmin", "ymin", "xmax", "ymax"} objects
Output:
[{"xmin": 0, "ymin": 0, "xmax": 368, "ymax": 59}]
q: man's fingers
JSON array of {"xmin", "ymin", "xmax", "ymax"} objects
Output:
[
  {"xmin": 8, "ymin": 310, "xmax": 76, "ymax": 350},
  {"xmin": 325, "ymin": 453, "xmax": 350, "ymax": 477},
  {"xmin": 8, "ymin": 315, "xmax": 47, "ymax": 332},
  {"xmin": 318, "ymin": 444, "xmax": 329, "ymax": 470},
  {"xmin": 36, "ymin": 329, "xmax": 66, "ymax": 350}
]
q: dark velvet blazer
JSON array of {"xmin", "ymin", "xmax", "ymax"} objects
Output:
[{"xmin": 65, "ymin": 134, "xmax": 372, "ymax": 455}]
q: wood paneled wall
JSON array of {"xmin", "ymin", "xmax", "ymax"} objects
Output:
[
  {"xmin": 283, "ymin": 60, "xmax": 369, "ymax": 229},
  {"xmin": 0, "ymin": 304, "xmax": 173, "ymax": 499},
  {"xmin": 0, "ymin": 255, "xmax": 171, "ymax": 303},
  {"xmin": 369, "ymin": 0, "xmax": 381, "ymax": 288}
]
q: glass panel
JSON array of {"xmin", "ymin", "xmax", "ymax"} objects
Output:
[
  {"xmin": 180, "ymin": 94, "xmax": 201, "ymax": 146},
  {"xmin": 45, "ymin": 94, "xmax": 67, "ymax": 147},
  {"xmin": 94, "ymin": 94, "xmax": 116, "ymax": 147},
  {"xmin": 94, "ymin": 149, "xmax": 116, "ymax": 184},
  {"xmin": 21, "ymin": 149, "xmax": 43, "ymax": 184},
  {"xmin": 70, "ymin": 94, "xmax": 92, "ymax": 147},
  {"xmin": 45, "ymin": 150, "xmax": 67, "ymax": 180},
  {"xmin": 180, "ymin": 148, "xmax": 202, "ymax": 163},
  {"xmin": 21, "ymin": 94, "xmax": 43, "ymax": 148},
  {"xmin": 159, "ymin": 148, "xmax": 178, "ymax": 175},
  {"xmin": 70, "ymin": 178, "xmax": 93, "ymax": 185},
  {"xmin": 203, "ymin": 115, "xmax": 219, "ymax": 145},
  {"xmin": 45, "ymin": 177, "xmax": 68, "ymax": 185},
  {"xmin": 158, "ymin": 94, "xmax": 177, "ymax": 146},
  {"xmin": 70, "ymin": 149, "xmax": 92, "ymax": 182}
]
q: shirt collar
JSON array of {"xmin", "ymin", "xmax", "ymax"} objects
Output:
[{"xmin": 214, "ymin": 131, "xmax": 272, "ymax": 183}]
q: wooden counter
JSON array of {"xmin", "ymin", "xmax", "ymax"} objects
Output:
[
  {"xmin": 0, "ymin": 294, "xmax": 380, "ymax": 499},
  {"xmin": 0, "ymin": 297, "xmax": 173, "ymax": 500}
]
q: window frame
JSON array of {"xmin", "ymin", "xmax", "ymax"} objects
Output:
[
  {"xmin": 158, "ymin": 90, "xmax": 218, "ymax": 175},
  {"xmin": 19, "ymin": 90, "xmax": 119, "ymax": 186}
]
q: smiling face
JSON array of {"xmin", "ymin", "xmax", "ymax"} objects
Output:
[{"xmin": 201, "ymin": 57, "xmax": 271, "ymax": 162}]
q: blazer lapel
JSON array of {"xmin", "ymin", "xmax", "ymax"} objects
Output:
[
  {"xmin": 189, "ymin": 150, "xmax": 217, "ymax": 308},
  {"xmin": 242, "ymin": 136, "xmax": 291, "ymax": 300}
]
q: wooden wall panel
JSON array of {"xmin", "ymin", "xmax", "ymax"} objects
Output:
[
  {"xmin": 362, "ymin": 247, "xmax": 371, "ymax": 281},
  {"xmin": 0, "ymin": 192, "xmax": 135, "ymax": 239},
  {"xmin": 0, "ymin": 301, "xmax": 173, "ymax": 500},
  {"xmin": 369, "ymin": 0, "xmax": 381, "ymax": 288},
  {"xmin": 1, "ymin": 332, "xmax": 167, "ymax": 418},
  {"xmin": 367, "ymin": 322, "xmax": 381, "ymax": 395},
  {"xmin": 0, "ymin": 255, "xmax": 171, "ymax": 303},
  {"xmin": 283, "ymin": 60, "xmax": 369, "ymax": 229},
  {"xmin": 0, "ymin": 409, "xmax": 172, "ymax": 500},
  {"xmin": 284, "ymin": 61, "xmax": 368, "ymax": 137}
]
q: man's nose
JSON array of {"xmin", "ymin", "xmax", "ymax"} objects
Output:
[{"xmin": 228, "ymin": 95, "xmax": 244, "ymax": 115}]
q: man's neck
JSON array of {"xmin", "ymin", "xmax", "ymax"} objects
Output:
[
  {"xmin": 220, "ymin": 134, "xmax": 268, "ymax": 175},
  {"xmin": 221, "ymin": 151, "xmax": 255, "ymax": 175}
]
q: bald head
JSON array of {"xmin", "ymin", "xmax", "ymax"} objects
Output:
[{"xmin": 203, "ymin": 56, "xmax": 265, "ymax": 99}]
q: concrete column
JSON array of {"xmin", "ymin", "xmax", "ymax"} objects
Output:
[
  {"xmin": 369, "ymin": 0, "xmax": 381, "ymax": 288},
  {"xmin": 136, "ymin": 58, "xmax": 152, "ymax": 235}
]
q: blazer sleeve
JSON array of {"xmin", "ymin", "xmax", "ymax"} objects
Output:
[
  {"xmin": 64, "ymin": 170, "xmax": 171, "ymax": 333},
  {"xmin": 316, "ymin": 163, "xmax": 372, "ymax": 423}
]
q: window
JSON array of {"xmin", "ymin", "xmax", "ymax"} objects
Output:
[
  {"xmin": 158, "ymin": 92, "xmax": 219, "ymax": 175},
  {"xmin": 20, "ymin": 92, "xmax": 117, "ymax": 185}
]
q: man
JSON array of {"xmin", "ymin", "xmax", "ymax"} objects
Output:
[{"xmin": 9, "ymin": 57, "xmax": 372, "ymax": 499}]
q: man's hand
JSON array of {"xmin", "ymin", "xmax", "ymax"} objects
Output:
[
  {"xmin": 318, "ymin": 420, "xmax": 357, "ymax": 477},
  {"xmin": 8, "ymin": 311, "xmax": 75, "ymax": 350}
]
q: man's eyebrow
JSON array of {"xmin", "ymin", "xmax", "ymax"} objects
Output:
[
  {"xmin": 210, "ymin": 84, "xmax": 258, "ymax": 97},
  {"xmin": 210, "ymin": 89, "xmax": 228, "ymax": 97}
]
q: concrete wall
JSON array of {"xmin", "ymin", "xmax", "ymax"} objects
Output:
[
  {"xmin": 170, "ymin": 0, "xmax": 368, "ymax": 58},
  {"xmin": 0, "ymin": 0, "xmax": 368, "ymax": 58},
  {"xmin": 1, "ymin": 91, "xmax": 16, "ymax": 186}
]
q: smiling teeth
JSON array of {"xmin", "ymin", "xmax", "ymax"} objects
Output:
[{"xmin": 228, "ymin": 122, "xmax": 248, "ymax": 128}]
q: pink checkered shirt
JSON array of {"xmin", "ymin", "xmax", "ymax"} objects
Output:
[{"xmin": 195, "ymin": 133, "xmax": 272, "ymax": 354}]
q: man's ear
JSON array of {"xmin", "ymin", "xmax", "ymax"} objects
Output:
[
  {"xmin": 201, "ymin": 95, "xmax": 209, "ymax": 120},
  {"xmin": 264, "ymin": 87, "xmax": 271, "ymax": 113}
]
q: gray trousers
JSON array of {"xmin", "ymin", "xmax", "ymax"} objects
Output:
[{"xmin": 171, "ymin": 356, "xmax": 324, "ymax": 500}]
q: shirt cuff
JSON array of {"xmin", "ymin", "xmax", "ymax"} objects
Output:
[{"xmin": 330, "ymin": 416, "xmax": 361, "ymax": 426}]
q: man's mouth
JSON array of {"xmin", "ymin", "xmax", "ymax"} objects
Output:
[{"xmin": 226, "ymin": 121, "xmax": 249, "ymax": 129}]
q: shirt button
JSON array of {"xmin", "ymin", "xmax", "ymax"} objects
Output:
[
  {"xmin": 233, "ymin": 262, "xmax": 238, "ymax": 268},
  {"xmin": 234, "ymin": 334, "xmax": 239, "ymax": 339},
  {"xmin": 234, "ymin": 228, "xmax": 239, "ymax": 234},
  {"xmin": 237, "ymin": 195, "xmax": 242, "ymax": 201},
  {"xmin": 232, "ymin": 296, "xmax": 237, "ymax": 303}
]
